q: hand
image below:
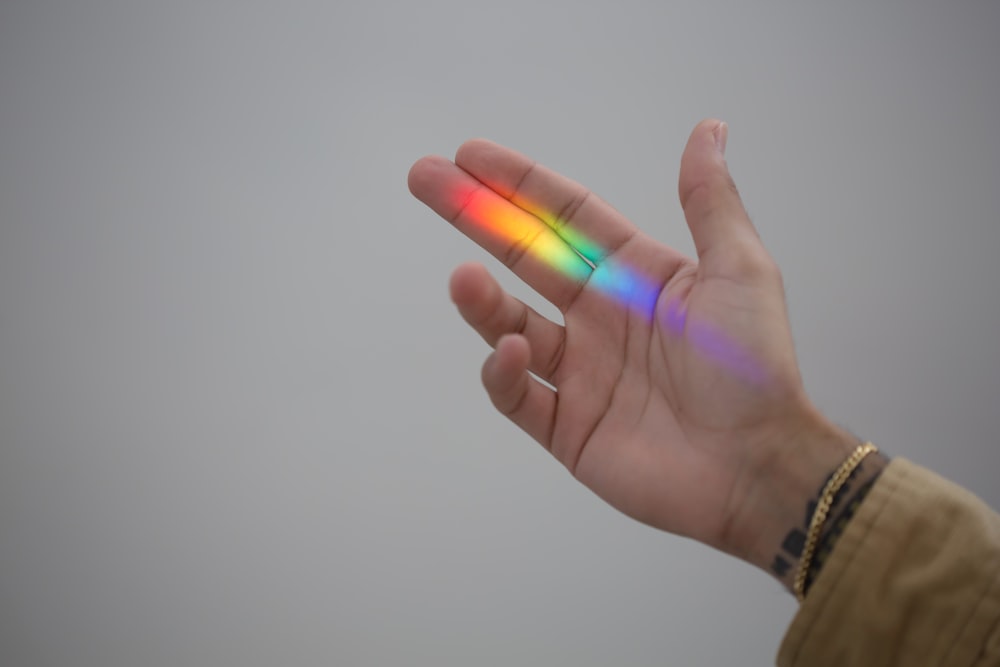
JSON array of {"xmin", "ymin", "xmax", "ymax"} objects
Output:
[{"xmin": 408, "ymin": 120, "xmax": 859, "ymax": 583}]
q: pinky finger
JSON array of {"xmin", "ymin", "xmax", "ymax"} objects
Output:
[{"xmin": 481, "ymin": 334, "xmax": 557, "ymax": 450}]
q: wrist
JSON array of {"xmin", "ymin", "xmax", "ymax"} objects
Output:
[{"xmin": 720, "ymin": 404, "xmax": 886, "ymax": 593}]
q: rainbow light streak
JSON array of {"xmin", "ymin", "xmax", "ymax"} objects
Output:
[
  {"xmin": 456, "ymin": 187, "xmax": 765, "ymax": 384},
  {"xmin": 534, "ymin": 209, "xmax": 606, "ymax": 265},
  {"xmin": 457, "ymin": 188, "xmax": 593, "ymax": 283},
  {"xmin": 664, "ymin": 299, "xmax": 766, "ymax": 384}
]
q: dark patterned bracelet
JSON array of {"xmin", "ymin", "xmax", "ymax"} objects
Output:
[{"xmin": 804, "ymin": 468, "xmax": 885, "ymax": 594}]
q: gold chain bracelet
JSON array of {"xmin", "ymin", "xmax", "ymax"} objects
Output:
[{"xmin": 793, "ymin": 442, "xmax": 878, "ymax": 602}]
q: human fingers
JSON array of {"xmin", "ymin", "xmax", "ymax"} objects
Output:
[
  {"xmin": 678, "ymin": 120, "xmax": 772, "ymax": 278},
  {"xmin": 481, "ymin": 334, "xmax": 557, "ymax": 449},
  {"xmin": 409, "ymin": 155, "xmax": 592, "ymax": 310},
  {"xmin": 454, "ymin": 139, "xmax": 639, "ymax": 264},
  {"xmin": 450, "ymin": 263, "xmax": 566, "ymax": 384}
]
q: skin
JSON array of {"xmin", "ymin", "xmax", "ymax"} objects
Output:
[{"xmin": 408, "ymin": 119, "xmax": 872, "ymax": 592}]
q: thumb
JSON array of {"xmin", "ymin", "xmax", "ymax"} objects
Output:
[{"xmin": 678, "ymin": 119, "xmax": 763, "ymax": 272}]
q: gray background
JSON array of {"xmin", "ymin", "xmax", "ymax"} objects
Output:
[{"xmin": 1, "ymin": 1, "xmax": 998, "ymax": 665}]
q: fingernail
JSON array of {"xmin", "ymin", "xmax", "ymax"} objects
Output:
[{"xmin": 714, "ymin": 121, "xmax": 729, "ymax": 156}]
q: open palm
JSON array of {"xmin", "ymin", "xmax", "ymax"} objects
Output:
[{"xmin": 409, "ymin": 120, "xmax": 819, "ymax": 556}]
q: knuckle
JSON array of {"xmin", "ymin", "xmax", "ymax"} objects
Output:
[
  {"xmin": 542, "ymin": 328, "xmax": 567, "ymax": 382},
  {"xmin": 501, "ymin": 228, "xmax": 540, "ymax": 271}
]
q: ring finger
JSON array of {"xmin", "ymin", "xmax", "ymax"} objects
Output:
[{"xmin": 451, "ymin": 262, "xmax": 566, "ymax": 385}]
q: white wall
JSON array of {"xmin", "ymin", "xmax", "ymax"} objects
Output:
[{"xmin": 1, "ymin": 2, "xmax": 998, "ymax": 665}]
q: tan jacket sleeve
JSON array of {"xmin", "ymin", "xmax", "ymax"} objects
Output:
[{"xmin": 777, "ymin": 458, "xmax": 1000, "ymax": 667}]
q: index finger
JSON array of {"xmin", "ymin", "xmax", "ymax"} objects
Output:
[{"xmin": 455, "ymin": 139, "xmax": 638, "ymax": 264}]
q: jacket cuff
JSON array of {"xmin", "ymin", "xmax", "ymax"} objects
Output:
[{"xmin": 777, "ymin": 458, "xmax": 1000, "ymax": 667}]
